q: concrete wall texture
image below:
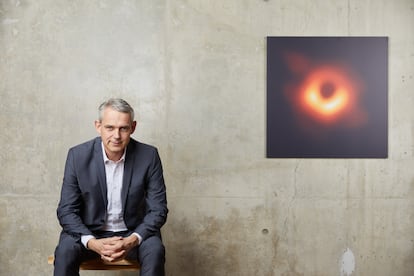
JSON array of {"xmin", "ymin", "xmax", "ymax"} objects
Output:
[{"xmin": 0, "ymin": 0, "xmax": 413, "ymax": 275}]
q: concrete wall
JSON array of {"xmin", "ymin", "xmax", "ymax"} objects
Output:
[{"xmin": 1, "ymin": 0, "xmax": 413, "ymax": 275}]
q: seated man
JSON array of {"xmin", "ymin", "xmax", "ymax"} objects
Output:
[{"xmin": 54, "ymin": 98, "xmax": 168, "ymax": 276}]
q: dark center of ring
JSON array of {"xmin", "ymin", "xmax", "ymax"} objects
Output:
[{"xmin": 320, "ymin": 81, "xmax": 336, "ymax": 98}]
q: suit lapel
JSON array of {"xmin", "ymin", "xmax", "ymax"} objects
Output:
[
  {"xmin": 121, "ymin": 140, "xmax": 135, "ymax": 210},
  {"xmin": 94, "ymin": 138, "xmax": 108, "ymax": 207}
]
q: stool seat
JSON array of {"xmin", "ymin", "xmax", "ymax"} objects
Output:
[{"xmin": 48, "ymin": 255, "xmax": 140, "ymax": 271}]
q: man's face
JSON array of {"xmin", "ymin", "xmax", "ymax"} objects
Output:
[{"xmin": 95, "ymin": 107, "xmax": 136, "ymax": 160}]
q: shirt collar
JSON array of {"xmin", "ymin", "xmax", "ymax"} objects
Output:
[{"xmin": 101, "ymin": 142, "xmax": 126, "ymax": 163}]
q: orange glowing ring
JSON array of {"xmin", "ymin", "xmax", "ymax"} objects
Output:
[{"xmin": 297, "ymin": 66, "xmax": 358, "ymax": 124}]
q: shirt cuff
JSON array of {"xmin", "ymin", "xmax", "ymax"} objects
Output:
[
  {"xmin": 132, "ymin": 232, "xmax": 142, "ymax": 245},
  {"xmin": 81, "ymin": 235, "xmax": 95, "ymax": 249}
]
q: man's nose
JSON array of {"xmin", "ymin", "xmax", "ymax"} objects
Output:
[{"xmin": 114, "ymin": 128, "xmax": 121, "ymax": 138}]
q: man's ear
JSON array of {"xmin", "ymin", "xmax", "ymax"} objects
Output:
[
  {"xmin": 130, "ymin": 121, "xmax": 137, "ymax": 134},
  {"xmin": 94, "ymin": 120, "xmax": 102, "ymax": 134}
]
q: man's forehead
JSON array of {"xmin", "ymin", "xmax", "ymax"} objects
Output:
[
  {"xmin": 102, "ymin": 108, "xmax": 131, "ymax": 120},
  {"xmin": 101, "ymin": 118, "xmax": 133, "ymax": 127}
]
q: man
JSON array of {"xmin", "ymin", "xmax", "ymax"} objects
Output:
[{"xmin": 54, "ymin": 98, "xmax": 168, "ymax": 276}]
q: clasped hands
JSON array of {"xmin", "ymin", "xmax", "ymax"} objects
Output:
[{"xmin": 87, "ymin": 235, "xmax": 139, "ymax": 262}]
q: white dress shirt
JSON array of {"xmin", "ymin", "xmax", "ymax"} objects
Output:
[
  {"xmin": 81, "ymin": 143, "xmax": 141, "ymax": 248},
  {"xmin": 102, "ymin": 147, "xmax": 128, "ymax": 232}
]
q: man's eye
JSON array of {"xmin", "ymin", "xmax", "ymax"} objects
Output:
[
  {"xmin": 120, "ymin": 127, "xmax": 130, "ymax": 132},
  {"xmin": 105, "ymin": 126, "xmax": 114, "ymax": 131}
]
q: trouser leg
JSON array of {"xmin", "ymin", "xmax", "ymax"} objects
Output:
[
  {"xmin": 54, "ymin": 231, "xmax": 165, "ymax": 276},
  {"xmin": 53, "ymin": 232, "xmax": 98, "ymax": 276},
  {"xmin": 128, "ymin": 235, "xmax": 165, "ymax": 276}
]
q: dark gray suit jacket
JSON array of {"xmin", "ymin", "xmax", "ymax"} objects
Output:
[{"xmin": 56, "ymin": 137, "xmax": 168, "ymax": 242}]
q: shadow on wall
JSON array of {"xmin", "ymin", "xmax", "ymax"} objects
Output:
[
  {"xmin": 165, "ymin": 216, "xmax": 235, "ymax": 276},
  {"xmin": 163, "ymin": 207, "xmax": 276, "ymax": 276}
]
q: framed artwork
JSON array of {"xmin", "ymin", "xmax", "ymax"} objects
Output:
[{"xmin": 266, "ymin": 37, "xmax": 388, "ymax": 158}]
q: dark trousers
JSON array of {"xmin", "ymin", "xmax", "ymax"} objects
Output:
[{"xmin": 53, "ymin": 231, "xmax": 165, "ymax": 276}]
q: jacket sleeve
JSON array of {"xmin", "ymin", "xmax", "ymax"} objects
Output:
[
  {"xmin": 134, "ymin": 148, "xmax": 168, "ymax": 240},
  {"xmin": 56, "ymin": 148, "xmax": 94, "ymax": 237}
]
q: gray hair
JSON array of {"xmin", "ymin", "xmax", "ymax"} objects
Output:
[{"xmin": 98, "ymin": 98, "xmax": 135, "ymax": 122}]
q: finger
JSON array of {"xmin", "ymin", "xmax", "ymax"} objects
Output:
[
  {"xmin": 101, "ymin": 255, "xmax": 115, "ymax": 262},
  {"xmin": 101, "ymin": 250, "xmax": 126, "ymax": 263},
  {"xmin": 108, "ymin": 236, "xmax": 123, "ymax": 241},
  {"xmin": 102, "ymin": 243, "xmax": 123, "ymax": 252},
  {"xmin": 101, "ymin": 236, "xmax": 122, "ymax": 243},
  {"xmin": 110, "ymin": 250, "xmax": 126, "ymax": 260}
]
